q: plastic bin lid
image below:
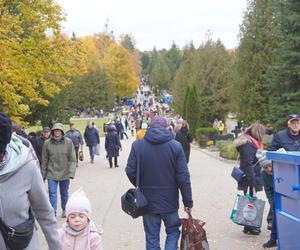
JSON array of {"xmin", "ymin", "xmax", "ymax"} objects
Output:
[{"xmin": 266, "ymin": 151, "xmax": 300, "ymax": 164}]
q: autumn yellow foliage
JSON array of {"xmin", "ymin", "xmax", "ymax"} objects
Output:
[
  {"xmin": 102, "ymin": 43, "xmax": 139, "ymax": 98},
  {"xmin": 0, "ymin": 0, "xmax": 86, "ymax": 122}
]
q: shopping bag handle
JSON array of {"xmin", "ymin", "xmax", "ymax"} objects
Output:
[{"xmin": 184, "ymin": 211, "xmax": 192, "ymax": 219}]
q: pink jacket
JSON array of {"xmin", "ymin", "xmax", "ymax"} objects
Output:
[{"xmin": 58, "ymin": 221, "xmax": 103, "ymax": 250}]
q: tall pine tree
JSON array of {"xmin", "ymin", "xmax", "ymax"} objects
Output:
[
  {"xmin": 268, "ymin": 0, "xmax": 300, "ymax": 129},
  {"xmin": 234, "ymin": 0, "xmax": 279, "ymax": 125},
  {"xmin": 183, "ymin": 84, "xmax": 200, "ymax": 137}
]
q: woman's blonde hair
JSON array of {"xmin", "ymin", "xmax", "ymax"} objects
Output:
[
  {"xmin": 182, "ymin": 120, "xmax": 190, "ymax": 130},
  {"xmin": 245, "ymin": 123, "xmax": 266, "ymax": 143}
]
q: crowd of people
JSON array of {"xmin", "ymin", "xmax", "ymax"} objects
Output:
[
  {"xmin": 0, "ymin": 77, "xmax": 196, "ymax": 249},
  {"xmin": 0, "ymin": 75, "xmax": 299, "ymax": 249}
]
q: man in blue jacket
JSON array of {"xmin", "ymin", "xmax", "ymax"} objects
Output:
[
  {"xmin": 126, "ymin": 115, "xmax": 193, "ymax": 250},
  {"xmin": 265, "ymin": 114, "xmax": 300, "ymax": 248},
  {"xmin": 269, "ymin": 114, "xmax": 300, "ymax": 151},
  {"xmin": 84, "ymin": 121, "xmax": 100, "ymax": 163}
]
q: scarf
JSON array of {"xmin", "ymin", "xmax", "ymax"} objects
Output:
[
  {"xmin": 62, "ymin": 221, "xmax": 91, "ymax": 250},
  {"xmin": 64, "ymin": 223, "xmax": 89, "ymax": 236},
  {"xmin": 246, "ymin": 135, "xmax": 264, "ymax": 149}
]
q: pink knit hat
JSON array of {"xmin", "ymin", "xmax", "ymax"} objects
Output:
[{"xmin": 66, "ymin": 189, "xmax": 91, "ymax": 219}]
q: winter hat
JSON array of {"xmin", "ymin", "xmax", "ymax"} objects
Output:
[
  {"xmin": 0, "ymin": 113, "xmax": 12, "ymax": 153},
  {"xmin": 66, "ymin": 189, "xmax": 91, "ymax": 219},
  {"xmin": 256, "ymin": 149, "xmax": 272, "ymax": 168},
  {"xmin": 51, "ymin": 123, "xmax": 64, "ymax": 134},
  {"xmin": 149, "ymin": 116, "xmax": 168, "ymax": 128}
]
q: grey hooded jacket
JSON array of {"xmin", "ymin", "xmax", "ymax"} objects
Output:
[{"xmin": 0, "ymin": 135, "xmax": 61, "ymax": 249}]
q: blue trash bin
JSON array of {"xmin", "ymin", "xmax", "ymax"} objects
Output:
[{"xmin": 266, "ymin": 151, "xmax": 300, "ymax": 250}]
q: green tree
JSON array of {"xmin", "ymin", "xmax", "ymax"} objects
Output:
[
  {"xmin": 164, "ymin": 42, "xmax": 182, "ymax": 81},
  {"xmin": 65, "ymin": 66, "xmax": 114, "ymax": 111},
  {"xmin": 141, "ymin": 52, "xmax": 150, "ymax": 73},
  {"xmin": 149, "ymin": 54, "xmax": 171, "ymax": 91},
  {"xmin": 233, "ymin": 0, "xmax": 279, "ymax": 125},
  {"xmin": 267, "ymin": 0, "xmax": 300, "ymax": 129},
  {"xmin": 194, "ymin": 39, "xmax": 232, "ymax": 126},
  {"xmin": 172, "ymin": 48, "xmax": 195, "ymax": 115},
  {"xmin": 183, "ymin": 85, "xmax": 200, "ymax": 136},
  {"xmin": 120, "ymin": 33, "xmax": 135, "ymax": 52}
]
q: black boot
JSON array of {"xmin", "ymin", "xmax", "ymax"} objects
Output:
[
  {"xmin": 243, "ymin": 227, "xmax": 261, "ymax": 235},
  {"xmin": 263, "ymin": 239, "xmax": 277, "ymax": 248}
]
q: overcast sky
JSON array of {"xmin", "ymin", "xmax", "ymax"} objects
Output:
[{"xmin": 56, "ymin": 0, "xmax": 248, "ymax": 51}]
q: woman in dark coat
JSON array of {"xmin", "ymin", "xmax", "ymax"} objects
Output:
[
  {"xmin": 234, "ymin": 123, "xmax": 266, "ymax": 235},
  {"xmin": 175, "ymin": 120, "xmax": 193, "ymax": 163},
  {"xmin": 105, "ymin": 125, "xmax": 122, "ymax": 168}
]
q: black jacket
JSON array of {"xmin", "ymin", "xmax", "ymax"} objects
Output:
[
  {"xmin": 175, "ymin": 127, "xmax": 193, "ymax": 163},
  {"xmin": 35, "ymin": 136, "xmax": 46, "ymax": 165},
  {"xmin": 235, "ymin": 135, "xmax": 263, "ymax": 192}
]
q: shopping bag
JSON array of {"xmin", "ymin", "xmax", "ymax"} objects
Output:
[
  {"xmin": 95, "ymin": 144, "xmax": 100, "ymax": 155},
  {"xmin": 230, "ymin": 194, "xmax": 265, "ymax": 228},
  {"xmin": 180, "ymin": 212, "xmax": 209, "ymax": 250},
  {"xmin": 79, "ymin": 151, "xmax": 84, "ymax": 161}
]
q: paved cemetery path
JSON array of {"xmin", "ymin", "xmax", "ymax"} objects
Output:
[{"xmin": 39, "ymin": 137, "xmax": 272, "ymax": 249}]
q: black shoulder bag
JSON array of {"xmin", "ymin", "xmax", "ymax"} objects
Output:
[
  {"xmin": 121, "ymin": 147, "xmax": 149, "ymax": 219},
  {"xmin": 0, "ymin": 209, "xmax": 35, "ymax": 250}
]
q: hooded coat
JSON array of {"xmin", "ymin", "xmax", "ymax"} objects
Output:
[
  {"xmin": 234, "ymin": 134, "xmax": 263, "ymax": 192},
  {"xmin": 42, "ymin": 134, "xmax": 77, "ymax": 181},
  {"xmin": 105, "ymin": 125, "xmax": 121, "ymax": 158},
  {"xmin": 126, "ymin": 127, "xmax": 193, "ymax": 213},
  {"xmin": 0, "ymin": 135, "xmax": 61, "ymax": 249}
]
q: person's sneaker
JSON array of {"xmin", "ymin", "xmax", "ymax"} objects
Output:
[
  {"xmin": 61, "ymin": 210, "xmax": 66, "ymax": 218},
  {"xmin": 263, "ymin": 239, "xmax": 277, "ymax": 248},
  {"xmin": 115, "ymin": 165, "xmax": 119, "ymax": 168},
  {"xmin": 90, "ymin": 159, "xmax": 94, "ymax": 164}
]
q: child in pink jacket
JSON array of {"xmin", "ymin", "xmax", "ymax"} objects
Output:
[{"xmin": 58, "ymin": 189, "xmax": 103, "ymax": 250}]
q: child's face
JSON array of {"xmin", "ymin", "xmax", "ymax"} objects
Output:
[
  {"xmin": 264, "ymin": 164, "xmax": 273, "ymax": 175},
  {"xmin": 68, "ymin": 212, "xmax": 89, "ymax": 231}
]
